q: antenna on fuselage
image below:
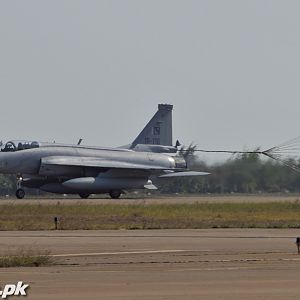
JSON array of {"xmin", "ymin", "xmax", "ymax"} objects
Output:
[{"xmin": 77, "ymin": 138, "xmax": 83, "ymax": 145}]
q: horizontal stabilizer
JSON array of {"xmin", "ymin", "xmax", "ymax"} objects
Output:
[
  {"xmin": 144, "ymin": 183, "xmax": 158, "ymax": 190},
  {"xmin": 159, "ymin": 171, "xmax": 210, "ymax": 178}
]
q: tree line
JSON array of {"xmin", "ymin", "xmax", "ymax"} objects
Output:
[{"xmin": 158, "ymin": 152, "xmax": 300, "ymax": 194}]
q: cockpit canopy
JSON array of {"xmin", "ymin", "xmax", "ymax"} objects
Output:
[{"xmin": 1, "ymin": 140, "xmax": 40, "ymax": 152}]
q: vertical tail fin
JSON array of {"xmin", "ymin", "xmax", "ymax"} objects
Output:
[{"xmin": 131, "ymin": 104, "xmax": 173, "ymax": 148}]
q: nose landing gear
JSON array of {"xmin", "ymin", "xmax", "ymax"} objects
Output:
[
  {"xmin": 16, "ymin": 176, "xmax": 25, "ymax": 199},
  {"xmin": 16, "ymin": 188, "xmax": 25, "ymax": 199}
]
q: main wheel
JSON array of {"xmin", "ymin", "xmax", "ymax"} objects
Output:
[
  {"xmin": 16, "ymin": 189, "xmax": 25, "ymax": 199},
  {"xmin": 79, "ymin": 193, "xmax": 90, "ymax": 199},
  {"xmin": 109, "ymin": 190, "xmax": 122, "ymax": 199}
]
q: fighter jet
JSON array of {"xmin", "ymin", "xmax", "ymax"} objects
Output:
[{"xmin": 0, "ymin": 104, "xmax": 208, "ymax": 199}]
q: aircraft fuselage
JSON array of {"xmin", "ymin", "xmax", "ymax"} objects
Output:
[{"xmin": 0, "ymin": 145, "xmax": 186, "ymax": 196}]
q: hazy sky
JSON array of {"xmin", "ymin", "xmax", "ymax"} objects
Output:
[{"xmin": 1, "ymin": 0, "xmax": 300, "ymax": 161}]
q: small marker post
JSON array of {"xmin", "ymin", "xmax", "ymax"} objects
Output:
[
  {"xmin": 54, "ymin": 217, "xmax": 59, "ymax": 230},
  {"xmin": 296, "ymin": 237, "xmax": 300, "ymax": 254}
]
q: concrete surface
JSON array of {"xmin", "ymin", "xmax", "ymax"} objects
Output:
[{"xmin": 1, "ymin": 229, "xmax": 300, "ymax": 299}]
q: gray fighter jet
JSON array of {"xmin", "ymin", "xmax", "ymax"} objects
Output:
[{"xmin": 0, "ymin": 104, "xmax": 208, "ymax": 199}]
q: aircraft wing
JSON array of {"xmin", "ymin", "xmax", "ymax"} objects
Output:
[
  {"xmin": 159, "ymin": 171, "xmax": 210, "ymax": 178},
  {"xmin": 39, "ymin": 156, "xmax": 173, "ymax": 175}
]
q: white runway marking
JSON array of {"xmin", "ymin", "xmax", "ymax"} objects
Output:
[
  {"xmin": 51, "ymin": 249, "xmax": 189, "ymax": 257},
  {"xmin": 168, "ymin": 266, "xmax": 258, "ymax": 272}
]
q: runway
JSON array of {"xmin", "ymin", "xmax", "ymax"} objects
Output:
[
  {"xmin": 1, "ymin": 194, "xmax": 299, "ymax": 205},
  {"xmin": 1, "ymin": 229, "xmax": 300, "ymax": 299}
]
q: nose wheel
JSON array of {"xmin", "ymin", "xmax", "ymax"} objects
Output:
[
  {"xmin": 16, "ymin": 188, "xmax": 25, "ymax": 199},
  {"xmin": 16, "ymin": 176, "xmax": 25, "ymax": 199}
]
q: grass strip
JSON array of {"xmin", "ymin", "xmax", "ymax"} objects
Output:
[
  {"xmin": 0, "ymin": 248, "xmax": 52, "ymax": 267},
  {"xmin": 1, "ymin": 201, "xmax": 300, "ymax": 230}
]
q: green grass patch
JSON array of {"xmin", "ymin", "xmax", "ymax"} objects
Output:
[
  {"xmin": 1, "ymin": 201, "xmax": 300, "ymax": 230},
  {"xmin": 0, "ymin": 248, "xmax": 52, "ymax": 267}
]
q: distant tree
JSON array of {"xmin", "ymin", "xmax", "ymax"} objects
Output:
[{"xmin": 0, "ymin": 175, "xmax": 16, "ymax": 196}]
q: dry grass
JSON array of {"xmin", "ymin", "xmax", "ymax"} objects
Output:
[
  {"xmin": 0, "ymin": 247, "xmax": 52, "ymax": 267},
  {"xmin": 1, "ymin": 200, "xmax": 300, "ymax": 230}
]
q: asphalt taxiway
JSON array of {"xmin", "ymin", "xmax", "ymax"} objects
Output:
[
  {"xmin": 1, "ymin": 229, "xmax": 300, "ymax": 299},
  {"xmin": 1, "ymin": 194, "xmax": 299, "ymax": 205}
]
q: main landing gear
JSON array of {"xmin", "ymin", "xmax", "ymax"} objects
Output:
[
  {"xmin": 78, "ymin": 191, "xmax": 122, "ymax": 199},
  {"xmin": 79, "ymin": 193, "xmax": 90, "ymax": 199},
  {"xmin": 109, "ymin": 190, "xmax": 122, "ymax": 199}
]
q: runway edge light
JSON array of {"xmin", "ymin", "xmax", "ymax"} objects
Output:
[{"xmin": 295, "ymin": 237, "xmax": 300, "ymax": 254}]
